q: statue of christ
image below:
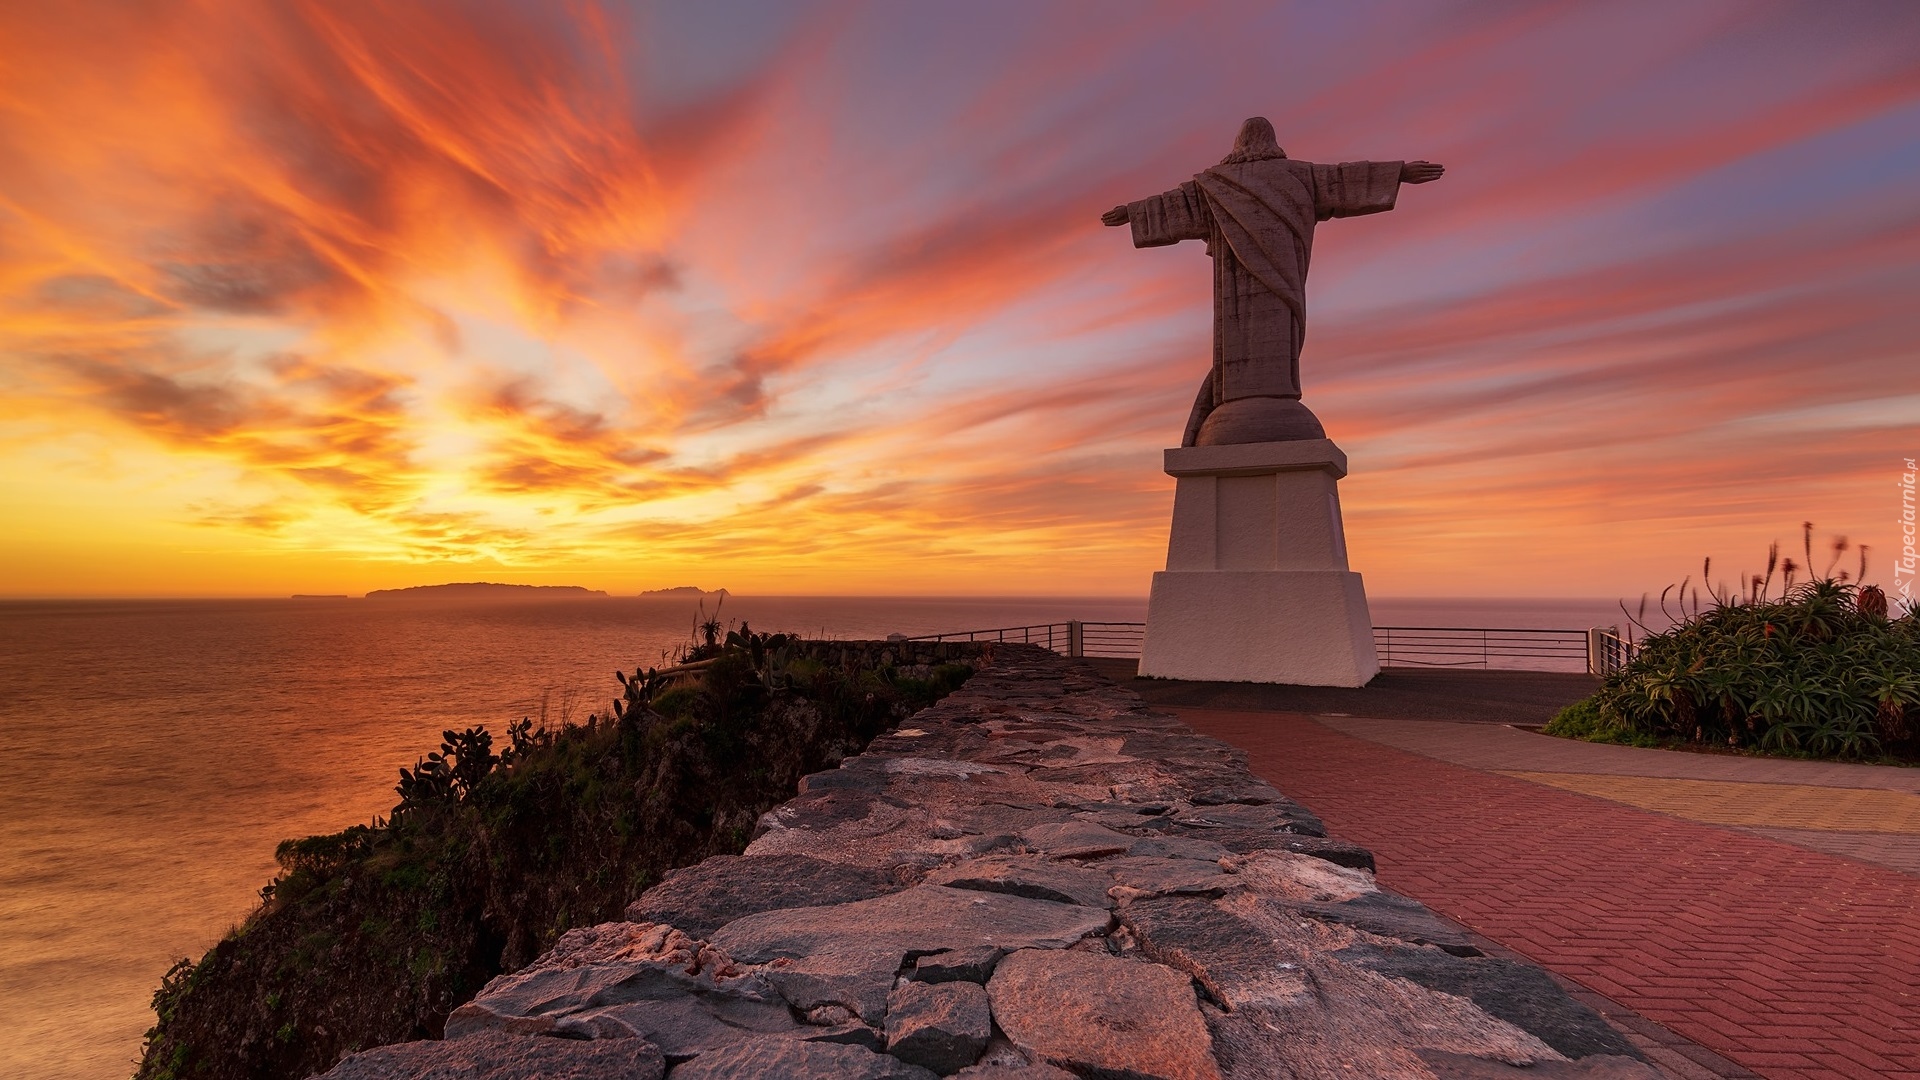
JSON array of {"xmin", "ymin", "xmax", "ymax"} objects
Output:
[{"xmin": 1104, "ymin": 117, "xmax": 1444, "ymax": 446}]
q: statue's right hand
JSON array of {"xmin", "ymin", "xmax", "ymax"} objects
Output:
[
  {"xmin": 1400, "ymin": 161, "xmax": 1445, "ymax": 184},
  {"xmin": 1101, "ymin": 204, "xmax": 1130, "ymax": 227}
]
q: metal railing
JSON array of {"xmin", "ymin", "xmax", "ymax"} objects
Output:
[
  {"xmin": 909, "ymin": 620, "xmax": 1640, "ymax": 674},
  {"xmin": 1587, "ymin": 626, "xmax": 1638, "ymax": 675},
  {"xmin": 905, "ymin": 621, "xmax": 1144, "ymax": 658},
  {"xmin": 1372, "ymin": 626, "xmax": 1592, "ymax": 672}
]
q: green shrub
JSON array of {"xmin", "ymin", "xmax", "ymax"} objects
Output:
[
  {"xmin": 137, "ymin": 636, "xmax": 982, "ymax": 1080},
  {"xmin": 1544, "ymin": 697, "xmax": 1661, "ymax": 748},
  {"xmin": 1544, "ymin": 698, "xmax": 1609, "ymax": 740},
  {"xmin": 649, "ymin": 685, "xmax": 700, "ymax": 719},
  {"xmin": 1563, "ymin": 531, "xmax": 1920, "ymax": 761}
]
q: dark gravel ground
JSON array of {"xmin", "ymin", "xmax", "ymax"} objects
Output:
[{"xmin": 1081, "ymin": 659, "xmax": 1595, "ymax": 726}]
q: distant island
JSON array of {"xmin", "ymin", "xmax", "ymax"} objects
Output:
[
  {"xmin": 364, "ymin": 582, "xmax": 609, "ymax": 602},
  {"xmin": 638, "ymin": 586, "xmax": 728, "ymax": 598}
]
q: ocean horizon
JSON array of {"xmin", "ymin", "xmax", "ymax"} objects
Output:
[{"xmin": 0, "ymin": 593, "xmax": 1639, "ymax": 1079}]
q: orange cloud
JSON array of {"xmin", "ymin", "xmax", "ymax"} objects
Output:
[{"xmin": 1, "ymin": 2, "xmax": 1916, "ymax": 598}]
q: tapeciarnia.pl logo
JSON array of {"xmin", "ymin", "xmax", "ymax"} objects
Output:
[{"xmin": 1897, "ymin": 457, "xmax": 1917, "ymax": 606}]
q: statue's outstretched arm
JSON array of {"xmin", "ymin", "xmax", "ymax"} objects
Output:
[
  {"xmin": 1112, "ymin": 181, "xmax": 1211, "ymax": 247},
  {"xmin": 1181, "ymin": 370, "xmax": 1214, "ymax": 447}
]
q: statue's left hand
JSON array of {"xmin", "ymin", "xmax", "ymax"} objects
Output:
[
  {"xmin": 1101, "ymin": 204, "xmax": 1130, "ymax": 226},
  {"xmin": 1400, "ymin": 161, "xmax": 1445, "ymax": 184}
]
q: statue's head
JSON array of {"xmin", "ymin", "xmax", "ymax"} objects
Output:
[{"xmin": 1220, "ymin": 117, "xmax": 1286, "ymax": 165}]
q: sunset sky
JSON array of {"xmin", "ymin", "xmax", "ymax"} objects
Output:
[{"xmin": 2, "ymin": 0, "xmax": 1917, "ymax": 599}]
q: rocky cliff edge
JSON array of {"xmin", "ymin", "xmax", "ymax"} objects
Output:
[{"xmin": 318, "ymin": 645, "xmax": 1661, "ymax": 1080}]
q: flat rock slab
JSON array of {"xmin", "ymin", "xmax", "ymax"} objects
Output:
[
  {"xmin": 315, "ymin": 1030, "xmax": 664, "ymax": 1080},
  {"xmin": 444, "ymin": 924, "xmax": 801, "ymax": 1058},
  {"xmin": 1190, "ymin": 782, "xmax": 1287, "ymax": 806},
  {"xmin": 446, "ymin": 959, "xmax": 801, "ymax": 1057},
  {"xmin": 1417, "ymin": 1049, "xmax": 1665, "ymax": 1078},
  {"xmin": 1020, "ymin": 820, "xmax": 1135, "ymax": 858},
  {"xmin": 1127, "ymin": 834, "xmax": 1233, "ymax": 861},
  {"xmin": 887, "ymin": 979, "xmax": 992, "ymax": 1075},
  {"xmin": 986, "ymin": 948, "xmax": 1221, "ymax": 1080},
  {"xmin": 1289, "ymin": 891, "xmax": 1481, "ymax": 956},
  {"xmin": 925, "ymin": 854, "xmax": 1117, "ymax": 908},
  {"xmin": 1159, "ymin": 825, "xmax": 1374, "ymax": 866},
  {"xmin": 1224, "ymin": 849, "xmax": 1376, "ymax": 903},
  {"xmin": 1339, "ymin": 943, "xmax": 1641, "ymax": 1061},
  {"xmin": 1172, "ymin": 800, "xmax": 1325, "ymax": 835},
  {"xmin": 1102, "ymin": 855, "xmax": 1236, "ymax": 899},
  {"xmin": 1118, "ymin": 895, "xmax": 1301, "ymax": 1011},
  {"xmin": 669, "ymin": 1035, "xmax": 938, "ymax": 1079},
  {"xmin": 625, "ymin": 853, "xmax": 900, "ymax": 938},
  {"xmin": 911, "ymin": 946, "xmax": 1006, "ymax": 985},
  {"xmin": 1196, "ymin": 900, "xmax": 1575, "ymax": 1078},
  {"xmin": 949, "ymin": 1067, "xmax": 1077, "ymax": 1080},
  {"xmin": 712, "ymin": 885, "xmax": 1109, "ymax": 1023},
  {"xmin": 713, "ymin": 884, "xmax": 1111, "ymax": 964}
]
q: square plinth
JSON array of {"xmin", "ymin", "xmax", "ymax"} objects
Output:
[
  {"xmin": 1139, "ymin": 569, "xmax": 1379, "ymax": 686},
  {"xmin": 1141, "ymin": 437, "xmax": 1379, "ymax": 687}
]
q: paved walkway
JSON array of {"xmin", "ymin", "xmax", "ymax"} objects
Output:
[
  {"xmin": 1175, "ymin": 707, "xmax": 1920, "ymax": 1080},
  {"xmin": 1318, "ymin": 714, "xmax": 1920, "ymax": 877}
]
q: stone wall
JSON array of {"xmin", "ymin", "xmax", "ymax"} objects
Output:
[{"xmin": 318, "ymin": 645, "xmax": 1660, "ymax": 1080}]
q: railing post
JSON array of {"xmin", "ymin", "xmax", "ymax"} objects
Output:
[
  {"xmin": 1068, "ymin": 620, "xmax": 1084, "ymax": 658},
  {"xmin": 1586, "ymin": 628, "xmax": 1603, "ymax": 675}
]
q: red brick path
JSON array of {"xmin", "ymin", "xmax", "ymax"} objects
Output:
[{"xmin": 1175, "ymin": 708, "xmax": 1920, "ymax": 1080}]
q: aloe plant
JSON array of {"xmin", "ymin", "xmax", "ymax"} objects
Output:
[{"xmin": 1551, "ymin": 526, "xmax": 1920, "ymax": 761}]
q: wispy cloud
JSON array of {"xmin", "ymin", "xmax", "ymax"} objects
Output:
[{"xmin": 2, "ymin": 1, "xmax": 1916, "ymax": 596}]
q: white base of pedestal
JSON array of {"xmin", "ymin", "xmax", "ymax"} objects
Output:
[{"xmin": 1139, "ymin": 569, "xmax": 1380, "ymax": 686}]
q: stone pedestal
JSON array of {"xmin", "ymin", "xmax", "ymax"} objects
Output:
[{"xmin": 1139, "ymin": 439, "xmax": 1379, "ymax": 686}]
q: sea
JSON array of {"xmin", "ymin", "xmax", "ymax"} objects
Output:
[{"xmin": 0, "ymin": 594, "xmax": 1629, "ymax": 1080}]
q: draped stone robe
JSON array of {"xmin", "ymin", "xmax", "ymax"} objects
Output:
[{"xmin": 1126, "ymin": 158, "xmax": 1402, "ymax": 445}]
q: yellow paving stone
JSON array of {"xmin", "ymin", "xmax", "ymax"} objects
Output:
[{"xmin": 1498, "ymin": 772, "xmax": 1920, "ymax": 834}]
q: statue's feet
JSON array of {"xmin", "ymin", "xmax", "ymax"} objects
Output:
[{"xmin": 1193, "ymin": 396, "xmax": 1326, "ymax": 445}]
